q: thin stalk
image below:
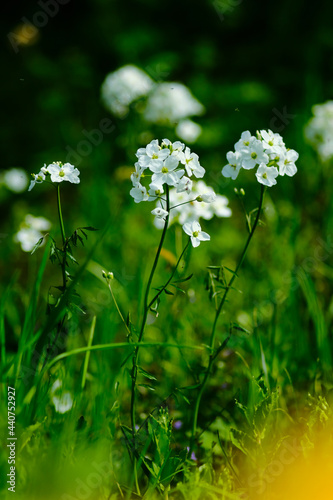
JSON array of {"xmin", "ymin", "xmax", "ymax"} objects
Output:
[
  {"xmin": 41, "ymin": 186, "xmax": 68, "ymax": 371},
  {"xmin": 147, "ymin": 239, "xmax": 190, "ymax": 310},
  {"xmin": 107, "ymin": 279, "xmax": 131, "ymax": 335},
  {"xmin": 130, "ymin": 185, "xmax": 170, "ymax": 435},
  {"xmin": 57, "ymin": 184, "xmax": 67, "ymax": 291},
  {"xmin": 191, "ymin": 185, "xmax": 265, "ymax": 447}
]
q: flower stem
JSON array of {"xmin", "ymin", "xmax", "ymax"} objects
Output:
[
  {"xmin": 130, "ymin": 186, "xmax": 171, "ymax": 435},
  {"xmin": 190, "ymin": 184, "xmax": 265, "ymax": 449},
  {"xmin": 57, "ymin": 184, "xmax": 67, "ymax": 291}
]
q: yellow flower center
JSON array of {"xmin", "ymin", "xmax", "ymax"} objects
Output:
[
  {"xmin": 59, "ymin": 170, "xmax": 65, "ymax": 177},
  {"xmin": 251, "ymin": 152, "xmax": 257, "ymax": 159},
  {"xmin": 263, "ymin": 173, "xmax": 268, "ymax": 179},
  {"xmin": 162, "ymin": 167, "xmax": 168, "ymax": 173},
  {"xmin": 193, "ymin": 231, "xmax": 199, "ymax": 237}
]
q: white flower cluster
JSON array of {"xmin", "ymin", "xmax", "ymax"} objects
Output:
[
  {"xmin": 101, "ymin": 65, "xmax": 154, "ymax": 118},
  {"xmin": 143, "ymin": 82, "xmax": 204, "ymax": 125},
  {"xmin": 163, "ymin": 180, "xmax": 232, "ymax": 227},
  {"xmin": 101, "ymin": 65, "xmax": 204, "ymax": 143},
  {"xmin": 222, "ymin": 130, "xmax": 298, "ymax": 187},
  {"xmin": 28, "ymin": 162, "xmax": 80, "ymax": 191},
  {"xmin": 130, "ymin": 139, "xmax": 224, "ymax": 247},
  {"xmin": 14, "ymin": 214, "xmax": 51, "ymax": 252},
  {"xmin": 304, "ymin": 101, "xmax": 333, "ymax": 161}
]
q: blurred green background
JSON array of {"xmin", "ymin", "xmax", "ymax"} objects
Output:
[{"xmin": 1, "ymin": 1, "xmax": 333, "ymax": 497}]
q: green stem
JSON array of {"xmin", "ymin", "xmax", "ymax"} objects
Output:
[
  {"xmin": 130, "ymin": 186, "xmax": 170, "ymax": 435},
  {"xmin": 147, "ymin": 238, "xmax": 190, "ymax": 310},
  {"xmin": 57, "ymin": 184, "xmax": 67, "ymax": 291},
  {"xmin": 57, "ymin": 184, "xmax": 66, "ymax": 248},
  {"xmin": 191, "ymin": 185, "xmax": 265, "ymax": 448}
]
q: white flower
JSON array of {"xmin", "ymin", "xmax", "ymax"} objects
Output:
[
  {"xmin": 131, "ymin": 162, "xmax": 145, "ymax": 187},
  {"xmin": 148, "ymin": 182, "xmax": 164, "ymax": 201},
  {"xmin": 28, "ymin": 171, "xmax": 46, "ymax": 191},
  {"xmin": 222, "ymin": 151, "xmax": 242, "ymax": 180},
  {"xmin": 234, "ymin": 131, "xmax": 256, "ymax": 153},
  {"xmin": 211, "ymin": 195, "xmax": 232, "ymax": 217},
  {"xmin": 151, "ymin": 207, "xmax": 168, "ymax": 220},
  {"xmin": 180, "ymin": 147, "xmax": 205, "ymax": 178},
  {"xmin": 144, "ymin": 83, "xmax": 205, "ymax": 124},
  {"xmin": 304, "ymin": 100, "xmax": 333, "ymax": 161},
  {"xmin": 182, "ymin": 220, "xmax": 210, "ymax": 248},
  {"xmin": 279, "ymin": 149, "xmax": 298, "ymax": 177},
  {"xmin": 150, "ymin": 156, "xmax": 184, "ymax": 186},
  {"xmin": 1, "ymin": 168, "xmax": 29, "ymax": 193},
  {"xmin": 176, "ymin": 176, "xmax": 193, "ymax": 194},
  {"xmin": 255, "ymin": 164, "xmax": 279, "ymax": 187},
  {"xmin": 138, "ymin": 139, "xmax": 170, "ymax": 170},
  {"xmin": 241, "ymin": 140, "xmax": 269, "ymax": 170},
  {"xmin": 161, "ymin": 139, "xmax": 186, "ymax": 161},
  {"xmin": 14, "ymin": 214, "xmax": 51, "ymax": 252},
  {"xmin": 197, "ymin": 192, "xmax": 216, "ymax": 203},
  {"xmin": 130, "ymin": 184, "xmax": 149, "ymax": 203},
  {"xmin": 167, "ymin": 180, "xmax": 232, "ymax": 225},
  {"xmin": 51, "ymin": 380, "xmax": 73, "ymax": 414},
  {"xmin": 52, "ymin": 393, "xmax": 73, "ymax": 414},
  {"xmin": 101, "ymin": 65, "xmax": 154, "ymax": 117},
  {"xmin": 47, "ymin": 163, "xmax": 80, "ymax": 184},
  {"xmin": 176, "ymin": 119, "xmax": 202, "ymax": 143},
  {"xmin": 260, "ymin": 129, "xmax": 285, "ymax": 153}
]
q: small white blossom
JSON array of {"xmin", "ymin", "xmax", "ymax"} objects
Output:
[
  {"xmin": 279, "ymin": 149, "xmax": 298, "ymax": 177},
  {"xmin": 222, "ymin": 151, "xmax": 242, "ymax": 180},
  {"xmin": 14, "ymin": 214, "xmax": 51, "ymax": 252},
  {"xmin": 180, "ymin": 147, "xmax": 205, "ymax": 178},
  {"xmin": 151, "ymin": 207, "xmax": 168, "ymax": 220},
  {"xmin": 260, "ymin": 129, "xmax": 285, "ymax": 153},
  {"xmin": 241, "ymin": 140, "xmax": 269, "ymax": 170},
  {"xmin": 51, "ymin": 380, "xmax": 73, "ymax": 414},
  {"xmin": 182, "ymin": 220, "xmax": 210, "ymax": 248},
  {"xmin": 197, "ymin": 192, "xmax": 216, "ymax": 203},
  {"xmin": 131, "ymin": 162, "xmax": 145, "ymax": 187},
  {"xmin": 255, "ymin": 164, "xmax": 279, "ymax": 187},
  {"xmin": 138, "ymin": 139, "xmax": 170, "ymax": 170},
  {"xmin": 150, "ymin": 156, "xmax": 184, "ymax": 186},
  {"xmin": 130, "ymin": 184, "xmax": 149, "ymax": 203},
  {"xmin": 176, "ymin": 176, "xmax": 193, "ymax": 194},
  {"xmin": 211, "ymin": 195, "xmax": 232, "ymax": 217},
  {"xmin": 148, "ymin": 182, "xmax": 164, "ymax": 201},
  {"xmin": 234, "ymin": 131, "xmax": 256, "ymax": 153},
  {"xmin": 28, "ymin": 171, "xmax": 46, "ymax": 191},
  {"xmin": 47, "ymin": 163, "xmax": 80, "ymax": 184}
]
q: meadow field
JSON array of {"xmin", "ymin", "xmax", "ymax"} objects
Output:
[{"xmin": 1, "ymin": 1, "xmax": 333, "ymax": 499}]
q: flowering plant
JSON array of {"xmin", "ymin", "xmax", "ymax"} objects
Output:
[
  {"xmin": 130, "ymin": 138, "xmax": 232, "ymax": 247},
  {"xmin": 222, "ymin": 129, "xmax": 298, "ymax": 186}
]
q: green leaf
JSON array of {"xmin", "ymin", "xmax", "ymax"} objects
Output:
[
  {"xmin": 172, "ymin": 273, "xmax": 193, "ymax": 283},
  {"xmin": 164, "ymin": 289, "xmax": 174, "ymax": 296},
  {"xmin": 169, "ymin": 284, "xmax": 185, "ymax": 294},
  {"xmin": 66, "ymin": 252, "xmax": 79, "ymax": 265},
  {"xmin": 223, "ymin": 266, "xmax": 238, "ymax": 276},
  {"xmin": 82, "ymin": 226, "xmax": 99, "ymax": 231},
  {"xmin": 138, "ymin": 366, "xmax": 157, "ymax": 381},
  {"xmin": 231, "ymin": 323, "xmax": 250, "ymax": 334},
  {"xmin": 31, "ymin": 237, "xmax": 44, "ymax": 255}
]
